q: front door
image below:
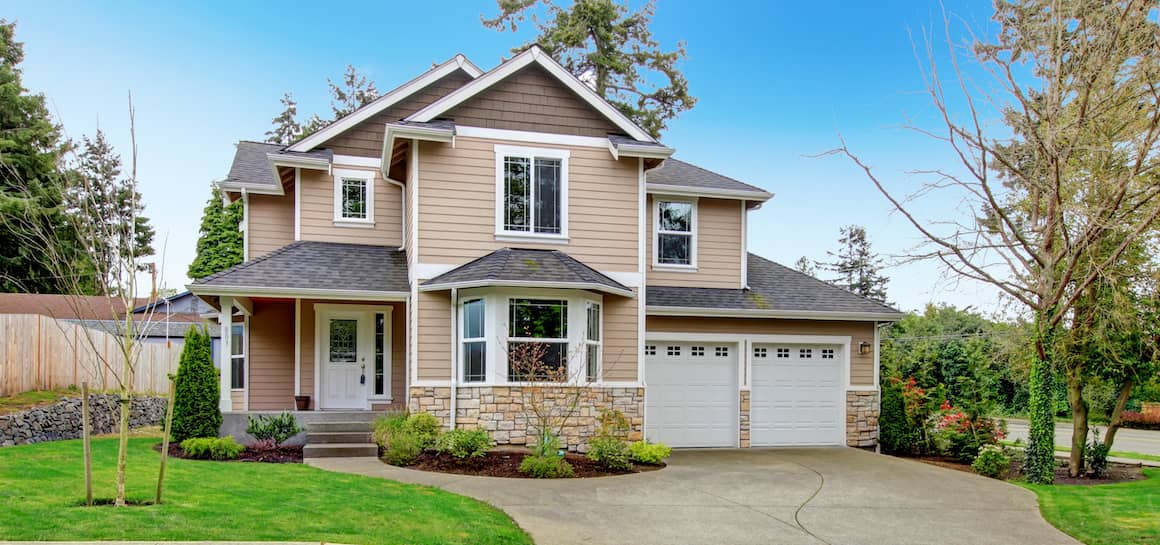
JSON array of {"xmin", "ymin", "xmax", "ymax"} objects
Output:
[{"xmin": 320, "ymin": 310, "xmax": 371, "ymax": 409}]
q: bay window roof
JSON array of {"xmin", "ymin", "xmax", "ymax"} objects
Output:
[{"xmin": 421, "ymin": 248, "xmax": 633, "ymax": 297}]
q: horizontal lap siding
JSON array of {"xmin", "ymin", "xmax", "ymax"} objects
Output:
[
  {"xmin": 299, "ymin": 168, "xmax": 403, "ymax": 246},
  {"xmin": 602, "ymin": 294, "xmax": 639, "ymax": 382},
  {"xmin": 645, "ymin": 316, "xmax": 876, "ymax": 386},
  {"xmin": 417, "ymin": 137, "xmax": 638, "ymax": 271},
  {"xmin": 248, "ymin": 193, "xmax": 294, "ymax": 259},
  {"xmin": 417, "ymin": 291, "xmax": 452, "ymax": 381},
  {"xmin": 248, "ymin": 301, "xmax": 295, "ymax": 410},
  {"xmin": 646, "ymin": 195, "xmax": 743, "ymax": 289},
  {"xmin": 445, "ymin": 64, "xmax": 621, "ymax": 137}
]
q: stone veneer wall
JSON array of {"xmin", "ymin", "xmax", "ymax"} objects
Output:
[
  {"xmin": 410, "ymin": 386, "xmax": 644, "ymax": 451},
  {"xmin": 846, "ymin": 390, "xmax": 879, "ymax": 448},
  {"xmin": 1, "ymin": 394, "xmax": 167, "ymax": 447},
  {"xmin": 739, "ymin": 390, "xmax": 751, "ymax": 448}
]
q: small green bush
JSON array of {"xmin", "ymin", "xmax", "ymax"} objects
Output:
[
  {"xmin": 246, "ymin": 412, "xmax": 301, "ymax": 448},
  {"xmin": 519, "ymin": 454, "xmax": 574, "ymax": 478},
  {"xmin": 171, "ymin": 327, "xmax": 221, "ymax": 442},
  {"xmin": 1085, "ymin": 434, "xmax": 1110, "ymax": 478},
  {"xmin": 373, "ymin": 412, "xmax": 409, "ymax": 449},
  {"xmin": 435, "ymin": 428, "xmax": 492, "ymax": 461},
  {"xmin": 586, "ymin": 436, "xmax": 632, "ymax": 471},
  {"xmin": 878, "ymin": 380, "xmax": 918, "ymax": 455},
  {"xmin": 971, "ymin": 444, "xmax": 1010, "ymax": 479},
  {"xmin": 628, "ymin": 440, "xmax": 672, "ymax": 465},
  {"xmin": 383, "ymin": 430, "xmax": 423, "ymax": 466},
  {"xmin": 180, "ymin": 436, "xmax": 244, "ymax": 460},
  {"xmin": 405, "ymin": 412, "xmax": 442, "ymax": 448},
  {"xmin": 531, "ymin": 430, "xmax": 563, "ymax": 458}
]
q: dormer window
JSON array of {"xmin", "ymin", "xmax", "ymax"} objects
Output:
[
  {"xmin": 495, "ymin": 145, "xmax": 569, "ymax": 240},
  {"xmin": 333, "ymin": 168, "xmax": 374, "ymax": 226},
  {"xmin": 654, "ymin": 199, "xmax": 696, "ymax": 268}
]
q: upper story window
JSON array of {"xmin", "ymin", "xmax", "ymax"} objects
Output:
[
  {"xmin": 654, "ymin": 199, "xmax": 696, "ymax": 267},
  {"xmin": 333, "ymin": 168, "xmax": 374, "ymax": 226},
  {"xmin": 495, "ymin": 145, "xmax": 569, "ymax": 240}
]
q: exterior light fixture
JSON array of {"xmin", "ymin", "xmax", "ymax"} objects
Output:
[{"xmin": 858, "ymin": 341, "xmax": 872, "ymax": 355}]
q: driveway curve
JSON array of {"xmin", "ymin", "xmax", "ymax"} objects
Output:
[{"xmin": 308, "ymin": 448, "xmax": 1078, "ymax": 545}]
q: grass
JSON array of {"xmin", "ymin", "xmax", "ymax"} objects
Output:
[
  {"xmin": 0, "ymin": 387, "xmax": 82, "ymax": 414},
  {"xmin": 1020, "ymin": 468, "xmax": 1160, "ymax": 545},
  {"xmin": 1000, "ymin": 440, "xmax": 1160, "ymax": 463},
  {"xmin": 0, "ymin": 437, "xmax": 531, "ymax": 545}
]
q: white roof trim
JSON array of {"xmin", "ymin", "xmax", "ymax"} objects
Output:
[
  {"xmin": 266, "ymin": 153, "xmax": 330, "ymax": 170},
  {"xmin": 216, "ymin": 180, "xmax": 284, "ymax": 196},
  {"xmin": 646, "ymin": 183, "xmax": 773, "ymax": 201},
  {"xmin": 407, "ymin": 45, "xmax": 657, "ymax": 143},
  {"xmin": 381, "ymin": 123, "xmax": 456, "ymax": 169},
  {"xmin": 286, "ymin": 54, "xmax": 482, "ymax": 153},
  {"xmin": 420, "ymin": 279, "xmax": 634, "ymax": 298},
  {"xmin": 189, "ymin": 284, "xmax": 410, "ymax": 302},
  {"xmin": 645, "ymin": 305, "xmax": 902, "ymax": 322},
  {"xmin": 608, "ymin": 140, "xmax": 675, "ymax": 160}
]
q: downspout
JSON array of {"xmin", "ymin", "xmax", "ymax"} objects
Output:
[
  {"xmin": 384, "ymin": 177, "xmax": 407, "ymax": 251},
  {"xmin": 449, "ymin": 287, "xmax": 458, "ymax": 429}
]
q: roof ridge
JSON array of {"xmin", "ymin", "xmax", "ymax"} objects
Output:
[{"xmin": 748, "ymin": 252, "xmax": 900, "ymax": 313}]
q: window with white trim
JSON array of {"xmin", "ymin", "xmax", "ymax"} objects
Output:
[
  {"xmin": 461, "ymin": 299, "xmax": 486, "ymax": 383},
  {"xmin": 645, "ymin": 345, "xmax": 657, "ymax": 356},
  {"xmin": 754, "ymin": 347, "xmax": 768, "ymax": 358},
  {"xmin": 507, "ymin": 298, "xmax": 569, "ymax": 380},
  {"xmin": 667, "ymin": 345, "xmax": 681, "ymax": 356},
  {"xmin": 800, "ymin": 348, "xmax": 813, "ymax": 358},
  {"xmin": 821, "ymin": 348, "xmax": 836, "ymax": 359},
  {"xmin": 690, "ymin": 346, "xmax": 705, "ymax": 357},
  {"xmin": 496, "ymin": 145, "xmax": 568, "ymax": 238},
  {"xmin": 776, "ymin": 347, "xmax": 790, "ymax": 358},
  {"xmin": 333, "ymin": 168, "xmax": 374, "ymax": 224},
  {"xmin": 655, "ymin": 199, "xmax": 695, "ymax": 266},
  {"xmin": 584, "ymin": 302, "xmax": 601, "ymax": 382},
  {"xmin": 230, "ymin": 323, "xmax": 245, "ymax": 389},
  {"xmin": 715, "ymin": 346, "xmax": 729, "ymax": 357}
]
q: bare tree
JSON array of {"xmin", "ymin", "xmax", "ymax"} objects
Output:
[{"xmin": 824, "ymin": 1, "xmax": 1160, "ymax": 482}]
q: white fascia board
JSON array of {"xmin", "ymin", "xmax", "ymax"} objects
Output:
[
  {"xmin": 267, "ymin": 153, "xmax": 330, "ymax": 170},
  {"xmin": 419, "ymin": 279, "xmax": 635, "ymax": 298},
  {"xmin": 188, "ymin": 284, "xmax": 410, "ymax": 302},
  {"xmin": 333, "ymin": 154, "xmax": 382, "ymax": 169},
  {"xmin": 646, "ymin": 183, "xmax": 772, "ymax": 201},
  {"xmin": 457, "ymin": 126, "xmax": 610, "ymax": 148},
  {"xmin": 407, "ymin": 46, "xmax": 656, "ymax": 143},
  {"xmin": 645, "ymin": 305, "xmax": 904, "ymax": 322},
  {"xmin": 609, "ymin": 140, "xmax": 675, "ymax": 160},
  {"xmin": 382, "ymin": 124, "xmax": 455, "ymax": 168},
  {"xmin": 217, "ymin": 182, "xmax": 284, "ymax": 196},
  {"xmin": 287, "ymin": 54, "xmax": 479, "ymax": 153}
]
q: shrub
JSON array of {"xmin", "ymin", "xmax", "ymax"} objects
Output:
[
  {"xmin": 373, "ymin": 412, "xmax": 409, "ymax": 449},
  {"xmin": 596, "ymin": 408, "xmax": 631, "ymax": 440},
  {"xmin": 932, "ymin": 401, "xmax": 1004, "ymax": 463},
  {"xmin": 180, "ymin": 436, "xmax": 244, "ymax": 460},
  {"xmin": 405, "ymin": 412, "xmax": 443, "ymax": 448},
  {"xmin": 971, "ymin": 444, "xmax": 1010, "ymax": 479},
  {"xmin": 1122, "ymin": 411, "xmax": 1160, "ymax": 431},
  {"xmin": 373, "ymin": 412, "xmax": 442, "ymax": 451},
  {"xmin": 435, "ymin": 428, "xmax": 492, "ymax": 461},
  {"xmin": 628, "ymin": 440, "xmax": 672, "ymax": 465},
  {"xmin": 1085, "ymin": 434, "xmax": 1110, "ymax": 478},
  {"xmin": 246, "ymin": 412, "xmax": 301, "ymax": 448},
  {"xmin": 587, "ymin": 436, "xmax": 632, "ymax": 471},
  {"xmin": 531, "ymin": 430, "xmax": 563, "ymax": 458},
  {"xmin": 171, "ymin": 327, "xmax": 221, "ymax": 442},
  {"xmin": 879, "ymin": 379, "xmax": 918, "ymax": 455},
  {"xmin": 519, "ymin": 454, "xmax": 574, "ymax": 478},
  {"xmin": 383, "ymin": 429, "xmax": 423, "ymax": 466}
]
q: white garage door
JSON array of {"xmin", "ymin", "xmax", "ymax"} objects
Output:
[
  {"xmin": 645, "ymin": 342, "xmax": 738, "ymax": 447},
  {"xmin": 750, "ymin": 344, "xmax": 844, "ymax": 446}
]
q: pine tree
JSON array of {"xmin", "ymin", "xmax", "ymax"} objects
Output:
[
  {"xmin": 822, "ymin": 225, "xmax": 889, "ymax": 303},
  {"xmin": 264, "ymin": 93, "xmax": 302, "ymax": 145},
  {"xmin": 171, "ymin": 326, "xmax": 221, "ymax": 442},
  {"xmin": 794, "ymin": 256, "xmax": 818, "ymax": 277},
  {"xmin": 296, "ymin": 65, "xmax": 379, "ymax": 137},
  {"xmin": 187, "ymin": 186, "xmax": 243, "ymax": 280}
]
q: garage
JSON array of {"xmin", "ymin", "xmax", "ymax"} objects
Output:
[
  {"xmin": 749, "ymin": 344, "xmax": 845, "ymax": 446},
  {"xmin": 644, "ymin": 342, "xmax": 738, "ymax": 447}
]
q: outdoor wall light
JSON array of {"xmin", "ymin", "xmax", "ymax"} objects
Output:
[{"xmin": 858, "ymin": 341, "xmax": 872, "ymax": 355}]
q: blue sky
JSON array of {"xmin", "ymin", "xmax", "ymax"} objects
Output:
[{"xmin": 8, "ymin": 0, "xmax": 1006, "ymax": 314}]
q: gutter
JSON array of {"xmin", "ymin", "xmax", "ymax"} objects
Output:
[{"xmin": 645, "ymin": 305, "xmax": 904, "ymax": 322}]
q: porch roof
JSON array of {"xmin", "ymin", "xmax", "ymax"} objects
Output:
[
  {"xmin": 189, "ymin": 241, "xmax": 409, "ymax": 298},
  {"xmin": 421, "ymin": 248, "xmax": 633, "ymax": 297}
]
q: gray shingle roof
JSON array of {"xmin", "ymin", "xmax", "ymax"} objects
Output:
[
  {"xmin": 422, "ymin": 248, "xmax": 632, "ymax": 296},
  {"xmin": 191, "ymin": 241, "xmax": 409, "ymax": 294},
  {"xmin": 646, "ymin": 158, "xmax": 770, "ymax": 197},
  {"xmin": 221, "ymin": 141, "xmax": 332, "ymax": 190},
  {"xmin": 647, "ymin": 254, "xmax": 902, "ymax": 318}
]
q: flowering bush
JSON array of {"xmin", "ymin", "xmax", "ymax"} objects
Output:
[
  {"xmin": 933, "ymin": 400, "xmax": 1005, "ymax": 463},
  {"xmin": 1122, "ymin": 411, "xmax": 1160, "ymax": 431}
]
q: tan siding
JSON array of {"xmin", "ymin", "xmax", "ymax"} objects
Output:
[
  {"xmin": 299, "ymin": 301, "xmax": 314, "ymax": 399},
  {"xmin": 446, "ymin": 64, "xmax": 622, "ymax": 137},
  {"xmin": 417, "ymin": 291, "xmax": 451, "ymax": 381},
  {"xmin": 248, "ymin": 301, "xmax": 296, "ymax": 410},
  {"xmin": 417, "ymin": 137, "xmax": 639, "ymax": 271},
  {"xmin": 602, "ymin": 294, "xmax": 639, "ymax": 382},
  {"xmin": 646, "ymin": 195, "xmax": 744, "ymax": 289},
  {"xmin": 645, "ymin": 316, "xmax": 876, "ymax": 386},
  {"xmin": 299, "ymin": 300, "xmax": 407, "ymax": 404},
  {"xmin": 230, "ymin": 390, "xmax": 244, "ymax": 409},
  {"xmin": 247, "ymin": 193, "xmax": 294, "ymax": 259},
  {"xmin": 325, "ymin": 70, "xmax": 474, "ymax": 157},
  {"xmin": 298, "ymin": 168, "xmax": 403, "ymax": 246}
]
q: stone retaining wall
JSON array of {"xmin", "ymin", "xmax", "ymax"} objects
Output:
[
  {"xmin": 0, "ymin": 394, "xmax": 167, "ymax": 446},
  {"xmin": 846, "ymin": 390, "xmax": 879, "ymax": 448},
  {"xmin": 410, "ymin": 386, "xmax": 644, "ymax": 451}
]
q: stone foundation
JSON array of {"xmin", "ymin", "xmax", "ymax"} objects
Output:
[
  {"xmin": 739, "ymin": 390, "xmax": 751, "ymax": 448},
  {"xmin": 1, "ymin": 394, "xmax": 167, "ymax": 447},
  {"xmin": 410, "ymin": 386, "xmax": 644, "ymax": 451},
  {"xmin": 846, "ymin": 390, "xmax": 879, "ymax": 448}
]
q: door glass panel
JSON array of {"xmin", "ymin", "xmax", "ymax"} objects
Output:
[
  {"xmin": 329, "ymin": 319, "xmax": 358, "ymax": 362},
  {"xmin": 374, "ymin": 313, "xmax": 385, "ymax": 395}
]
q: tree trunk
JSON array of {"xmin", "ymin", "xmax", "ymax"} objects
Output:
[
  {"xmin": 114, "ymin": 339, "xmax": 133, "ymax": 507},
  {"xmin": 1104, "ymin": 381, "xmax": 1134, "ymax": 449},
  {"xmin": 1066, "ymin": 370, "xmax": 1087, "ymax": 477},
  {"xmin": 1025, "ymin": 309, "xmax": 1058, "ymax": 484}
]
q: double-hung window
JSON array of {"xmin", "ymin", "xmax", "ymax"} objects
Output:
[
  {"xmin": 496, "ymin": 146, "xmax": 568, "ymax": 238},
  {"xmin": 584, "ymin": 302, "xmax": 601, "ymax": 383},
  {"xmin": 461, "ymin": 299, "xmax": 486, "ymax": 383},
  {"xmin": 333, "ymin": 168, "xmax": 374, "ymax": 225},
  {"xmin": 507, "ymin": 298, "xmax": 568, "ymax": 381},
  {"xmin": 655, "ymin": 199, "xmax": 695, "ymax": 267},
  {"xmin": 230, "ymin": 323, "xmax": 245, "ymax": 389}
]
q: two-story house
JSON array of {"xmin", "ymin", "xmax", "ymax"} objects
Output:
[{"xmin": 190, "ymin": 46, "xmax": 900, "ymax": 451}]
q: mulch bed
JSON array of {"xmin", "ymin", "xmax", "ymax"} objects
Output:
[
  {"xmin": 913, "ymin": 455, "xmax": 1144, "ymax": 485},
  {"xmin": 155, "ymin": 442, "xmax": 303, "ymax": 463},
  {"xmin": 400, "ymin": 450, "xmax": 664, "ymax": 478}
]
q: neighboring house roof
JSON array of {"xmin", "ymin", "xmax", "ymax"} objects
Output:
[
  {"xmin": 646, "ymin": 254, "xmax": 902, "ymax": 321},
  {"xmin": 646, "ymin": 158, "xmax": 772, "ymax": 201},
  {"xmin": 422, "ymin": 248, "xmax": 633, "ymax": 297},
  {"xmin": 69, "ymin": 319, "xmax": 218, "ymax": 340},
  {"xmin": 219, "ymin": 141, "xmax": 332, "ymax": 194},
  {"xmin": 189, "ymin": 241, "xmax": 410, "ymax": 297},
  {"xmin": 0, "ymin": 293, "xmax": 149, "ymax": 320},
  {"xmin": 132, "ymin": 290, "xmax": 215, "ymax": 316}
]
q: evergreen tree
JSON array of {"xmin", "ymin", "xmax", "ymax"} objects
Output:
[
  {"xmin": 794, "ymin": 256, "xmax": 817, "ymax": 277},
  {"xmin": 187, "ymin": 186, "xmax": 242, "ymax": 280},
  {"xmin": 0, "ymin": 19, "xmax": 91, "ymax": 294},
  {"xmin": 171, "ymin": 326, "xmax": 221, "ymax": 442},
  {"xmin": 264, "ymin": 93, "xmax": 302, "ymax": 145},
  {"xmin": 484, "ymin": 0, "xmax": 695, "ymax": 138},
  {"xmin": 822, "ymin": 225, "xmax": 889, "ymax": 303}
]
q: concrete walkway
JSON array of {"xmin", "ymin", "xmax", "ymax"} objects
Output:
[{"xmin": 308, "ymin": 448, "xmax": 1079, "ymax": 545}]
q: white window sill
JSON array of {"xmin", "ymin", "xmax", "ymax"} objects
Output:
[
  {"xmin": 368, "ymin": 397, "xmax": 393, "ymax": 403},
  {"xmin": 334, "ymin": 219, "xmax": 375, "ymax": 229},
  {"xmin": 494, "ymin": 232, "xmax": 569, "ymax": 245},
  {"xmin": 230, "ymin": 388, "xmax": 244, "ymax": 392},
  {"xmin": 653, "ymin": 263, "xmax": 698, "ymax": 273}
]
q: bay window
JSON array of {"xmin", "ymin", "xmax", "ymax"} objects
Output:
[
  {"xmin": 461, "ymin": 298, "xmax": 486, "ymax": 383},
  {"xmin": 230, "ymin": 323, "xmax": 245, "ymax": 390},
  {"xmin": 655, "ymin": 199, "xmax": 696, "ymax": 267},
  {"xmin": 585, "ymin": 302, "xmax": 601, "ymax": 383},
  {"xmin": 508, "ymin": 298, "xmax": 568, "ymax": 380},
  {"xmin": 496, "ymin": 145, "xmax": 569, "ymax": 239}
]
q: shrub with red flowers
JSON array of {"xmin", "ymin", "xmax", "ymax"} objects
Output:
[
  {"xmin": 932, "ymin": 399, "xmax": 1006, "ymax": 463},
  {"xmin": 1121, "ymin": 411, "xmax": 1160, "ymax": 431}
]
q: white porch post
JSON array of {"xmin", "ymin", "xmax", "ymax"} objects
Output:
[{"xmin": 219, "ymin": 296, "xmax": 234, "ymax": 411}]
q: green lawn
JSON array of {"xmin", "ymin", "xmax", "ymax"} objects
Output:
[
  {"xmin": 1021, "ymin": 468, "xmax": 1160, "ymax": 545},
  {"xmin": 0, "ymin": 387, "xmax": 81, "ymax": 414},
  {"xmin": 0, "ymin": 438, "xmax": 530, "ymax": 545}
]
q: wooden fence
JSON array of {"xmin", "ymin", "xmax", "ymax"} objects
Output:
[{"xmin": 0, "ymin": 314, "xmax": 182, "ymax": 396}]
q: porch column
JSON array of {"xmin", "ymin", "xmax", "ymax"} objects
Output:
[{"xmin": 219, "ymin": 296, "xmax": 234, "ymax": 411}]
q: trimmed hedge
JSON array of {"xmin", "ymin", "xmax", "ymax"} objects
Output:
[{"xmin": 1122, "ymin": 411, "xmax": 1160, "ymax": 431}]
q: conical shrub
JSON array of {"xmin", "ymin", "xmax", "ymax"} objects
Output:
[{"xmin": 171, "ymin": 326, "xmax": 222, "ymax": 442}]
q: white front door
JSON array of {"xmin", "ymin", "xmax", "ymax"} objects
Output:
[
  {"xmin": 749, "ymin": 344, "xmax": 844, "ymax": 446},
  {"xmin": 644, "ymin": 342, "xmax": 739, "ymax": 448},
  {"xmin": 320, "ymin": 310, "xmax": 371, "ymax": 409}
]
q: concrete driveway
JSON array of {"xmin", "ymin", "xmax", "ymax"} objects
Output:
[{"xmin": 309, "ymin": 448, "xmax": 1078, "ymax": 545}]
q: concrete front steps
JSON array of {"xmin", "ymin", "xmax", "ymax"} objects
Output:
[{"xmin": 303, "ymin": 420, "xmax": 378, "ymax": 459}]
